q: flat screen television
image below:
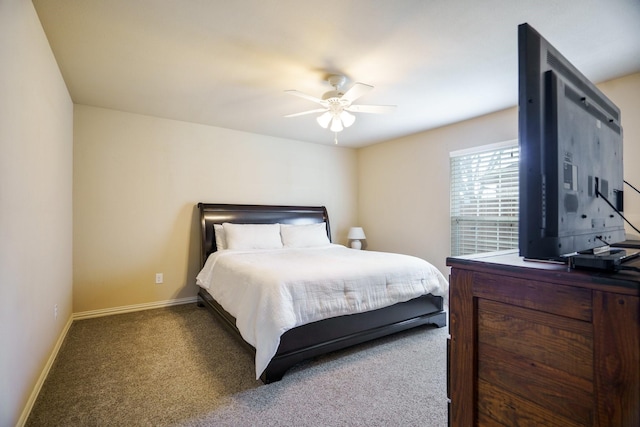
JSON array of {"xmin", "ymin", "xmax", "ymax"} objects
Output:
[{"xmin": 518, "ymin": 23, "xmax": 626, "ymax": 262}]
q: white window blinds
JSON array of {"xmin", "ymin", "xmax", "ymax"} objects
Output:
[{"xmin": 450, "ymin": 142, "xmax": 519, "ymax": 256}]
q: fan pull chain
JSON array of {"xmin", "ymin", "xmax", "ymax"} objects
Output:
[{"xmin": 334, "ymin": 132, "xmax": 338, "ymax": 144}]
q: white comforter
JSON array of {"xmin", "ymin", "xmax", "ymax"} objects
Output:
[{"xmin": 195, "ymin": 244, "xmax": 449, "ymax": 379}]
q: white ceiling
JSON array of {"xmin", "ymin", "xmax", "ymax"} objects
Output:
[{"xmin": 33, "ymin": 0, "xmax": 640, "ymax": 148}]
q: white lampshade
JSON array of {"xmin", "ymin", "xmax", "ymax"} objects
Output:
[
  {"xmin": 316, "ymin": 111, "xmax": 332, "ymax": 128},
  {"xmin": 348, "ymin": 227, "xmax": 366, "ymax": 240},
  {"xmin": 329, "ymin": 116, "xmax": 344, "ymax": 132},
  {"xmin": 340, "ymin": 111, "xmax": 356, "ymax": 127}
]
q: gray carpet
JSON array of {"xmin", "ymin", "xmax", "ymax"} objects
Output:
[{"xmin": 26, "ymin": 303, "xmax": 448, "ymax": 426}]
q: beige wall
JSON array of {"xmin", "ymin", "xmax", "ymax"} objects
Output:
[
  {"xmin": 358, "ymin": 72, "xmax": 640, "ymax": 276},
  {"xmin": 0, "ymin": 1, "xmax": 74, "ymax": 425},
  {"xmin": 73, "ymin": 105, "xmax": 358, "ymax": 313},
  {"xmin": 358, "ymin": 107, "xmax": 518, "ymax": 275}
]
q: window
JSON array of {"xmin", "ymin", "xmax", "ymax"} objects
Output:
[{"xmin": 450, "ymin": 141, "xmax": 519, "ymax": 256}]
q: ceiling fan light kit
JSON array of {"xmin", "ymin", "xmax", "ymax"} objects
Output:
[
  {"xmin": 339, "ymin": 110, "xmax": 355, "ymax": 127},
  {"xmin": 316, "ymin": 111, "xmax": 333, "ymax": 128},
  {"xmin": 285, "ymin": 74, "xmax": 396, "ymax": 143}
]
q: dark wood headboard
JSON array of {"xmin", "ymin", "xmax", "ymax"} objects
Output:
[{"xmin": 197, "ymin": 203, "xmax": 331, "ymax": 266}]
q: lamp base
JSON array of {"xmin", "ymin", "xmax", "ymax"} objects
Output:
[{"xmin": 350, "ymin": 240, "xmax": 362, "ymax": 250}]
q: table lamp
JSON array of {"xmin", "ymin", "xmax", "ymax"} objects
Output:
[{"xmin": 348, "ymin": 227, "xmax": 366, "ymax": 250}]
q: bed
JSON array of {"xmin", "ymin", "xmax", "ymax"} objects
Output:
[{"xmin": 195, "ymin": 203, "xmax": 448, "ymax": 383}]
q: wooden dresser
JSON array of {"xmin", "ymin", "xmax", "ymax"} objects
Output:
[{"xmin": 446, "ymin": 250, "xmax": 639, "ymax": 427}]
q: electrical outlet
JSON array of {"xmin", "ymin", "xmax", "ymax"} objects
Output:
[
  {"xmin": 54, "ymin": 304, "xmax": 58, "ymax": 320},
  {"xmin": 155, "ymin": 273, "xmax": 163, "ymax": 284}
]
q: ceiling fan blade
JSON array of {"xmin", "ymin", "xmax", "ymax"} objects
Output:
[
  {"xmin": 346, "ymin": 104, "xmax": 397, "ymax": 114},
  {"xmin": 284, "ymin": 108, "xmax": 328, "ymax": 118},
  {"xmin": 340, "ymin": 83, "xmax": 373, "ymax": 104},
  {"xmin": 285, "ymin": 90, "xmax": 326, "ymax": 105}
]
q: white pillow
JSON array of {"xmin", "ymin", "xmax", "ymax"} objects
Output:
[
  {"xmin": 280, "ymin": 222, "xmax": 330, "ymax": 248},
  {"xmin": 222, "ymin": 223, "xmax": 283, "ymax": 250},
  {"xmin": 213, "ymin": 224, "xmax": 227, "ymax": 250}
]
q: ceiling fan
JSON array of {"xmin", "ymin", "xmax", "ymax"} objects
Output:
[{"xmin": 284, "ymin": 75, "xmax": 396, "ymax": 142}]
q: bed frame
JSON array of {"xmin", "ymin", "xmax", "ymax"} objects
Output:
[{"xmin": 196, "ymin": 203, "xmax": 447, "ymax": 383}]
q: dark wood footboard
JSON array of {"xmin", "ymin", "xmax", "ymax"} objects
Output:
[{"xmin": 197, "ymin": 288, "xmax": 446, "ymax": 383}]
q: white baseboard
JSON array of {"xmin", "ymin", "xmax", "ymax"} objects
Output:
[
  {"xmin": 73, "ymin": 296, "xmax": 199, "ymax": 320},
  {"xmin": 17, "ymin": 296, "xmax": 199, "ymax": 426},
  {"xmin": 17, "ymin": 315, "xmax": 73, "ymax": 427}
]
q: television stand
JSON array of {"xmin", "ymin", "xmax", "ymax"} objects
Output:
[{"xmin": 446, "ymin": 250, "xmax": 639, "ymax": 427}]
